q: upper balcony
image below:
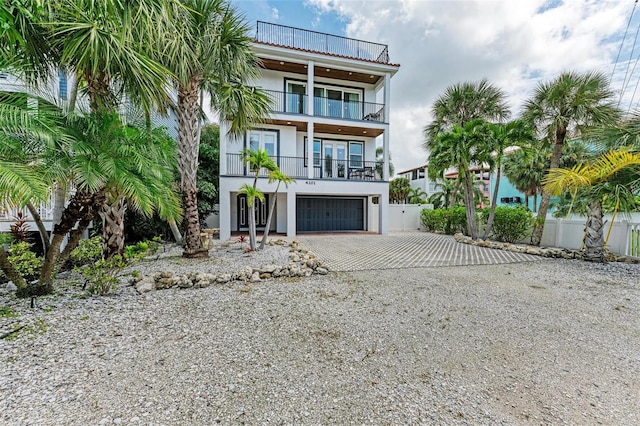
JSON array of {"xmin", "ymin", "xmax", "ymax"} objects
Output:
[
  {"xmin": 255, "ymin": 21, "xmax": 391, "ymax": 65},
  {"xmin": 264, "ymin": 89, "xmax": 385, "ymax": 123}
]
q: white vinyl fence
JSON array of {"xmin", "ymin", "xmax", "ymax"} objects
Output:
[
  {"xmin": 370, "ymin": 204, "xmax": 432, "ymax": 233},
  {"xmin": 540, "ymin": 218, "xmax": 640, "ymax": 257}
]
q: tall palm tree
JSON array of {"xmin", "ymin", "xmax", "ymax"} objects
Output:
[
  {"xmin": 158, "ymin": 0, "xmax": 271, "ymax": 257},
  {"xmin": 259, "ymin": 169, "xmax": 294, "ymax": 250},
  {"xmin": 428, "ymin": 119, "xmax": 492, "ymax": 239},
  {"xmin": 544, "ymin": 150, "xmax": 640, "ymax": 262},
  {"xmin": 482, "ymin": 120, "xmax": 535, "ymax": 239},
  {"xmin": 522, "ymin": 71, "xmax": 619, "ymax": 246},
  {"xmin": 423, "ymin": 78, "xmax": 510, "ymax": 147}
]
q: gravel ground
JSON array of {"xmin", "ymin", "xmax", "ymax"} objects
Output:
[{"xmin": 1, "ymin": 248, "xmax": 640, "ymax": 425}]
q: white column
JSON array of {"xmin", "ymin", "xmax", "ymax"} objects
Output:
[
  {"xmin": 383, "ymin": 72, "xmax": 391, "ymax": 119},
  {"xmin": 286, "ymin": 190, "xmax": 296, "ymax": 237},
  {"xmin": 383, "ymin": 72, "xmax": 391, "ymax": 181},
  {"xmin": 307, "ymin": 60, "xmax": 314, "ymax": 116},
  {"xmin": 379, "ymin": 190, "xmax": 389, "ymax": 235},
  {"xmin": 219, "ymin": 186, "xmax": 231, "ymax": 241},
  {"xmin": 219, "ymin": 120, "xmax": 228, "ymax": 176},
  {"xmin": 307, "ymin": 60, "xmax": 315, "ymax": 179},
  {"xmin": 307, "ymin": 122, "xmax": 314, "ymax": 179}
]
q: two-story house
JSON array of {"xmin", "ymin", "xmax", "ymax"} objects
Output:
[{"xmin": 218, "ymin": 22, "xmax": 400, "ymax": 240}]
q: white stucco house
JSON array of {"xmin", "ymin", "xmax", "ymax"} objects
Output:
[{"xmin": 218, "ymin": 21, "xmax": 400, "ymax": 240}]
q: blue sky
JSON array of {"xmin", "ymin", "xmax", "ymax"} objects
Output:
[
  {"xmin": 232, "ymin": 0, "xmax": 640, "ymax": 174},
  {"xmin": 233, "ymin": 0, "xmax": 345, "ymax": 35}
]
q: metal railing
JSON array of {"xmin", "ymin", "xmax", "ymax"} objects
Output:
[
  {"xmin": 256, "ymin": 21, "xmax": 390, "ymax": 64},
  {"xmin": 226, "ymin": 153, "xmax": 384, "ymax": 181},
  {"xmin": 264, "ymin": 89, "xmax": 385, "ymax": 122}
]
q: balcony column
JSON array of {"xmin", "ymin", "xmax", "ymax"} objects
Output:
[
  {"xmin": 307, "ymin": 60, "xmax": 315, "ymax": 180},
  {"xmin": 383, "ymin": 72, "xmax": 391, "ymax": 181},
  {"xmin": 379, "ymin": 189, "xmax": 389, "ymax": 235},
  {"xmin": 219, "ymin": 120, "xmax": 228, "ymax": 176},
  {"xmin": 307, "ymin": 60, "xmax": 314, "ymax": 116}
]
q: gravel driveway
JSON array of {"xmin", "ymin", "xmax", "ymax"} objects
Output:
[{"xmin": 1, "ymin": 247, "xmax": 639, "ymax": 424}]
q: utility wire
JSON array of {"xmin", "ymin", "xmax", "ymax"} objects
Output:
[
  {"xmin": 618, "ymin": 0, "xmax": 640, "ymax": 107},
  {"xmin": 612, "ymin": 0, "xmax": 638, "ymax": 83}
]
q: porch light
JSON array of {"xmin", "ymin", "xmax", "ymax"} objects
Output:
[
  {"xmin": 349, "ymin": 72, "xmax": 353, "ymax": 75},
  {"xmin": 326, "ymin": 68, "xmax": 330, "ymax": 72},
  {"xmin": 370, "ymin": 75, "xmax": 375, "ymax": 78},
  {"xmin": 279, "ymin": 61, "xmax": 285, "ymax": 65},
  {"xmin": 286, "ymin": 121, "xmax": 291, "ymax": 124},
  {"xmin": 363, "ymin": 131, "xmax": 367, "ymax": 134}
]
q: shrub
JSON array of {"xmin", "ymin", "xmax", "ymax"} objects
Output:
[
  {"xmin": 482, "ymin": 206, "xmax": 534, "ymax": 243},
  {"xmin": 69, "ymin": 236, "xmax": 103, "ymax": 267},
  {"xmin": 0, "ymin": 242, "xmax": 43, "ymax": 281},
  {"xmin": 76, "ymin": 237, "xmax": 162, "ymax": 296},
  {"xmin": 421, "ymin": 206, "xmax": 469, "ymax": 235}
]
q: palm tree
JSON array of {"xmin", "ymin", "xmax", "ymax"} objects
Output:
[
  {"xmin": 407, "ymin": 187, "xmax": 427, "ymax": 204},
  {"xmin": 238, "ymin": 184, "xmax": 264, "ymax": 251},
  {"xmin": 482, "ymin": 120, "xmax": 535, "ymax": 239},
  {"xmin": 259, "ymin": 169, "xmax": 294, "ymax": 250},
  {"xmin": 158, "ymin": 0, "xmax": 272, "ymax": 257},
  {"xmin": 522, "ymin": 71, "xmax": 619, "ymax": 246},
  {"xmin": 544, "ymin": 150, "xmax": 640, "ymax": 262},
  {"xmin": 389, "ymin": 178, "xmax": 411, "ymax": 204},
  {"xmin": 375, "ymin": 146, "xmax": 394, "ymax": 178},
  {"xmin": 241, "ymin": 148, "xmax": 277, "ymax": 250},
  {"xmin": 423, "ymin": 78, "xmax": 510, "ymax": 147},
  {"xmin": 428, "ymin": 178, "xmax": 460, "ymax": 209},
  {"xmin": 428, "ymin": 119, "xmax": 493, "ymax": 239},
  {"xmin": 502, "ymin": 147, "xmax": 545, "ymax": 211}
]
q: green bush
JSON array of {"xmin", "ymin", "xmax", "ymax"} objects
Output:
[
  {"xmin": 76, "ymin": 237, "xmax": 161, "ymax": 296},
  {"xmin": 482, "ymin": 206, "xmax": 534, "ymax": 243},
  {"xmin": 421, "ymin": 206, "xmax": 468, "ymax": 235},
  {"xmin": 69, "ymin": 236, "xmax": 103, "ymax": 267},
  {"xmin": 0, "ymin": 242, "xmax": 43, "ymax": 280}
]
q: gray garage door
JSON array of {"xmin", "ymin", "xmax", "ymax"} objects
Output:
[{"xmin": 297, "ymin": 197, "xmax": 365, "ymax": 232}]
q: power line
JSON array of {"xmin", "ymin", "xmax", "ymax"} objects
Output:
[
  {"xmin": 619, "ymin": 5, "xmax": 640, "ymax": 108},
  {"xmin": 612, "ymin": 0, "xmax": 638, "ymax": 83}
]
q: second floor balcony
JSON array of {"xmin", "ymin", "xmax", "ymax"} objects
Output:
[
  {"xmin": 265, "ymin": 90, "xmax": 385, "ymax": 123},
  {"xmin": 225, "ymin": 153, "xmax": 384, "ymax": 182}
]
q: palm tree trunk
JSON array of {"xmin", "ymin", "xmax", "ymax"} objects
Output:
[
  {"xmin": 451, "ymin": 177, "xmax": 461, "ymax": 207},
  {"xmin": 260, "ymin": 188, "xmax": 280, "ymax": 250},
  {"xmin": 531, "ymin": 129, "xmax": 566, "ymax": 245},
  {"xmin": 462, "ymin": 172, "xmax": 478, "ymax": 239},
  {"xmin": 39, "ymin": 189, "xmax": 105, "ymax": 287},
  {"xmin": 524, "ymin": 194, "xmax": 530, "ymax": 210},
  {"xmin": 583, "ymin": 199, "xmax": 606, "ymax": 262},
  {"xmin": 0, "ymin": 245, "xmax": 28, "ymax": 295},
  {"xmin": 168, "ymin": 219, "xmax": 183, "ymax": 245},
  {"xmin": 176, "ymin": 78, "xmax": 207, "ymax": 258},
  {"xmin": 248, "ymin": 203, "xmax": 257, "ymax": 250},
  {"xmin": 100, "ymin": 195, "xmax": 126, "ymax": 259},
  {"xmin": 50, "ymin": 182, "xmax": 67, "ymax": 243},
  {"xmin": 482, "ymin": 165, "xmax": 501, "ymax": 240},
  {"xmin": 57, "ymin": 217, "xmax": 92, "ymax": 267},
  {"xmin": 26, "ymin": 201, "xmax": 50, "ymax": 253}
]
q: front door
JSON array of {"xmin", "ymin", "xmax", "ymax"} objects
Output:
[{"xmin": 238, "ymin": 193, "xmax": 269, "ymax": 230}]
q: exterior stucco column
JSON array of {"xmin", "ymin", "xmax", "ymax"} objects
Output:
[
  {"xmin": 383, "ymin": 72, "xmax": 391, "ymax": 181},
  {"xmin": 379, "ymin": 190, "xmax": 389, "ymax": 235},
  {"xmin": 307, "ymin": 60, "xmax": 315, "ymax": 179},
  {"xmin": 219, "ymin": 184, "xmax": 231, "ymax": 241},
  {"xmin": 286, "ymin": 190, "xmax": 296, "ymax": 237}
]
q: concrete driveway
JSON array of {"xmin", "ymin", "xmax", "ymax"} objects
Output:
[{"xmin": 298, "ymin": 232, "xmax": 544, "ymax": 271}]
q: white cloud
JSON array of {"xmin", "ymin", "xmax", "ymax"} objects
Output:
[
  {"xmin": 271, "ymin": 6, "xmax": 280, "ymax": 20},
  {"xmin": 306, "ymin": 0, "xmax": 633, "ymax": 175}
]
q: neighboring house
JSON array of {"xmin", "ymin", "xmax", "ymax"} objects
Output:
[
  {"xmin": 218, "ymin": 21, "xmax": 400, "ymax": 239},
  {"xmin": 397, "ymin": 163, "xmax": 438, "ymax": 196}
]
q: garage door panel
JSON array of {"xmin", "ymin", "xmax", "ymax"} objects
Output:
[{"xmin": 297, "ymin": 197, "xmax": 365, "ymax": 232}]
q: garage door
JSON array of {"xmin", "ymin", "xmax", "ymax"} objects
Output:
[{"xmin": 297, "ymin": 197, "xmax": 365, "ymax": 232}]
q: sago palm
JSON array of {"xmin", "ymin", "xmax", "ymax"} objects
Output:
[
  {"xmin": 523, "ymin": 71, "xmax": 619, "ymax": 246},
  {"xmin": 543, "ymin": 150, "xmax": 640, "ymax": 262}
]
